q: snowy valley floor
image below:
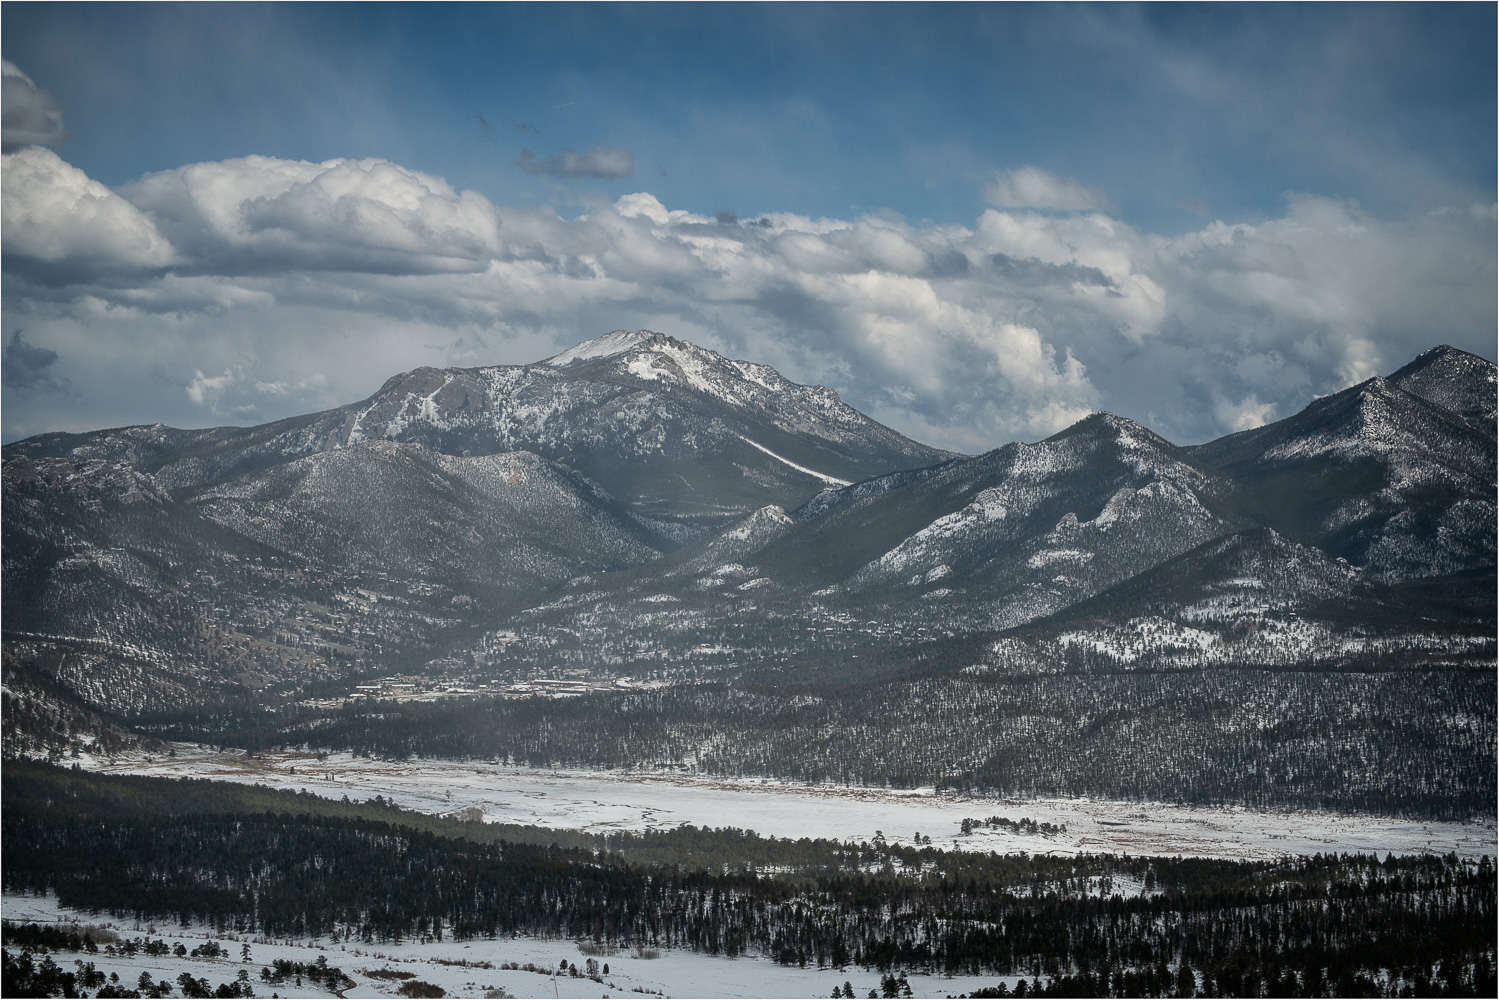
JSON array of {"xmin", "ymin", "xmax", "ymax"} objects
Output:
[
  {"xmin": 88, "ymin": 745, "xmax": 1496, "ymax": 861},
  {"xmin": 2, "ymin": 891, "xmax": 1018, "ymax": 999}
]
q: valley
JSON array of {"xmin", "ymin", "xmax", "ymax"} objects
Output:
[
  {"xmin": 4, "ymin": 331, "xmax": 1495, "ymax": 998},
  {"xmin": 85, "ymin": 745, "xmax": 1499, "ymax": 862},
  {"xmin": 0, "ymin": 890, "xmax": 1035, "ymax": 1000}
]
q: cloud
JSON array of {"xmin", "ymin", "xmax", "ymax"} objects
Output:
[
  {"xmin": 187, "ymin": 367, "xmax": 237, "ymax": 407},
  {"xmin": 2, "ymin": 150, "xmax": 1493, "ymax": 452},
  {"xmin": 254, "ymin": 373, "xmax": 327, "ymax": 396},
  {"xmin": 1, "ymin": 61, "xmax": 68, "ymax": 153},
  {"xmin": 985, "ymin": 165, "xmax": 1111, "ymax": 212},
  {"xmin": 989, "ymin": 253, "xmax": 1114, "ymax": 289},
  {"xmin": 516, "ymin": 144, "xmax": 635, "ymax": 179},
  {"xmin": 1, "ymin": 330, "xmax": 66, "ymax": 390},
  {"xmin": 1211, "ymin": 391, "xmax": 1277, "ymax": 433},
  {"xmin": 117, "ymin": 155, "xmax": 503, "ymax": 276},
  {"xmin": 1, "ymin": 147, "xmax": 177, "ymax": 281},
  {"xmin": 188, "ymin": 367, "xmax": 261, "ymax": 417}
]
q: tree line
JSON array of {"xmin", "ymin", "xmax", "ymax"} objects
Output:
[
  {"xmin": 177, "ymin": 664, "xmax": 1497, "ymax": 819},
  {"xmin": 3, "ymin": 765, "xmax": 1494, "ymax": 997}
]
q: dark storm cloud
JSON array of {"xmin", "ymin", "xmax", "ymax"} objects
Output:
[
  {"xmin": 2, "ymin": 329, "xmax": 64, "ymax": 390},
  {"xmin": 516, "ymin": 145, "xmax": 634, "ymax": 179},
  {"xmin": 990, "ymin": 254, "xmax": 1115, "ymax": 289},
  {"xmin": 1, "ymin": 60, "xmax": 68, "ymax": 153}
]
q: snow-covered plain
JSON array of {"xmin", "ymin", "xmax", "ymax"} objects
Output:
[
  {"xmin": 91, "ymin": 746, "xmax": 1495, "ymax": 861},
  {"xmin": 0, "ymin": 892, "xmax": 1019, "ymax": 999}
]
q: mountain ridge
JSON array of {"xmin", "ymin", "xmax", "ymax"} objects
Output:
[
  {"xmin": 1188, "ymin": 365, "xmax": 1495, "ymax": 581},
  {"xmin": 5, "ymin": 331, "xmax": 953, "ymax": 533},
  {"xmin": 2, "ymin": 334, "xmax": 1494, "ymax": 726}
]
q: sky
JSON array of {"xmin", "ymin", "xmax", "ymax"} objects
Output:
[{"xmin": 2, "ymin": 3, "xmax": 1494, "ymax": 452}]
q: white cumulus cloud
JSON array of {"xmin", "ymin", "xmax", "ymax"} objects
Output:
[
  {"xmin": 984, "ymin": 165, "xmax": 1112, "ymax": 212},
  {"xmin": 118, "ymin": 155, "xmax": 504, "ymax": 275},
  {"xmin": 1, "ymin": 147, "xmax": 177, "ymax": 277},
  {"xmin": 186, "ymin": 367, "xmax": 238, "ymax": 409},
  {"xmin": 1, "ymin": 151, "xmax": 1493, "ymax": 453}
]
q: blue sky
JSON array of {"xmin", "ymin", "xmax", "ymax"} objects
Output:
[{"xmin": 2, "ymin": 3, "xmax": 1495, "ymax": 449}]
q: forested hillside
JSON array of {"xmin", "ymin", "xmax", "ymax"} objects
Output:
[
  {"xmin": 4, "ymin": 765, "xmax": 1494, "ymax": 998},
  {"xmin": 3, "ymin": 336, "xmax": 1494, "ymax": 821}
]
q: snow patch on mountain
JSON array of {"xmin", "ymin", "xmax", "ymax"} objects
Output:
[
  {"xmin": 1057, "ymin": 617, "xmax": 1220, "ymax": 663},
  {"xmin": 923, "ymin": 564, "xmax": 952, "ymax": 583},
  {"xmin": 724, "ymin": 506, "xmax": 794, "ymax": 541},
  {"xmin": 862, "ymin": 487, "xmax": 1010, "ymax": 579},
  {"xmin": 626, "ymin": 354, "xmax": 666, "ymax": 381},
  {"xmin": 1027, "ymin": 549, "xmax": 1093, "ymax": 569},
  {"xmin": 544, "ymin": 329, "xmax": 650, "ymax": 366},
  {"xmin": 667, "ymin": 506, "xmax": 797, "ymax": 579},
  {"xmin": 792, "ymin": 461, "xmax": 955, "ymax": 521},
  {"xmin": 734, "ymin": 434, "xmax": 851, "ymax": 485},
  {"xmin": 730, "ymin": 359, "xmax": 790, "ymax": 394}
]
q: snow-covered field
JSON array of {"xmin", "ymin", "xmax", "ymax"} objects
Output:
[
  {"xmin": 0, "ymin": 892, "xmax": 1017, "ymax": 999},
  {"xmin": 90, "ymin": 745, "xmax": 1496, "ymax": 861}
]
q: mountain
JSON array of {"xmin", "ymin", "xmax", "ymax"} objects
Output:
[
  {"xmin": 435, "ymin": 347, "xmax": 1494, "ymax": 681},
  {"xmin": 424, "ymin": 412, "xmax": 1255, "ymax": 680},
  {"xmin": 2, "ymin": 443, "xmax": 665, "ymax": 714},
  {"xmin": 1388, "ymin": 344, "xmax": 1498, "ymax": 429},
  {"xmin": 2, "ymin": 644, "xmax": 165, "ymax": 762},
  {"xmin": 1188, "ymin": 356, "xmax": 1496, "ymax": 582},
  {"xmin": 2, "ymin": 336, "xmax": 1494, "ymax": 727},
  {"xmin": 185, "ymin": 443, "xmax": 663, "ymax": 603},
  {"xmin": 1034, "ymin": 526, "xmax": 1376, "ymax": 626},
  {"xmin": 983, "ymin": 526, "xmax": 1495, "ymax": 675},
  {"xmin": 4, "ymin": 330, "xmax": 952, "ymax": 535},
  {"xmin": 741, "ymin": 412, "xmax": 1245, "ymax": 629}
]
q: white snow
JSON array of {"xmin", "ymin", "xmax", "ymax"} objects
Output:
[
  {"xmin": 626, "ymin": 354, "xmax": 665, "ymax": 380},
  {"xmin": 863, "ymin": 487, "xmax": 1008, "ymax": 578},
  {"xmin": 723, "ymin": 506, "xmax": 793, "ymax": 541},
  {"xmin": 1025, "ymin": 549, "xmax": 1093, "ymax": 569},
  {"xmin": 86, "ymin": 747, "xmax": 1497, "ymax": 863},
  {"xmin": 729, "ymin": 360, "xmax": 788, "ymax": 394},
  {"xmin": 0, "ymin": 893, "xmax": 1018, "ymax": 999},
  {"xmin": 544, "ymin": 329, "xmax": 649, "ymax": 367},
  {"xmin": 732, "ymin": 434, "xmax": 851, "ymax": 485}
]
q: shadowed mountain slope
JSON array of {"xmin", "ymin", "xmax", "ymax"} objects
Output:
[
  {"xmin": 1188, "ymin": 360, "xmax": 1496, "ymax": 582},
  {"xmin": 4, "ymin": 331, "xmax": 952, "ymax": 535}
]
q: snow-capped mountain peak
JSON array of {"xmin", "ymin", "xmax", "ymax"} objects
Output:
[
  {"xmin": 542, "ymin": 329, "xmax": 842, "ymax": 420},
  {"xmin": 543, "ymin": 329, "xmax": 657, "ymax": 367},
  {"xmin": 15, "ymin": 329, "xmax": 948, "ymax": 532}
]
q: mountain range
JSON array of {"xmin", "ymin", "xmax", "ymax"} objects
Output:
[{"xmin": 2, "ymin": 333, "xmax": 1494, "ymax": 754}]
